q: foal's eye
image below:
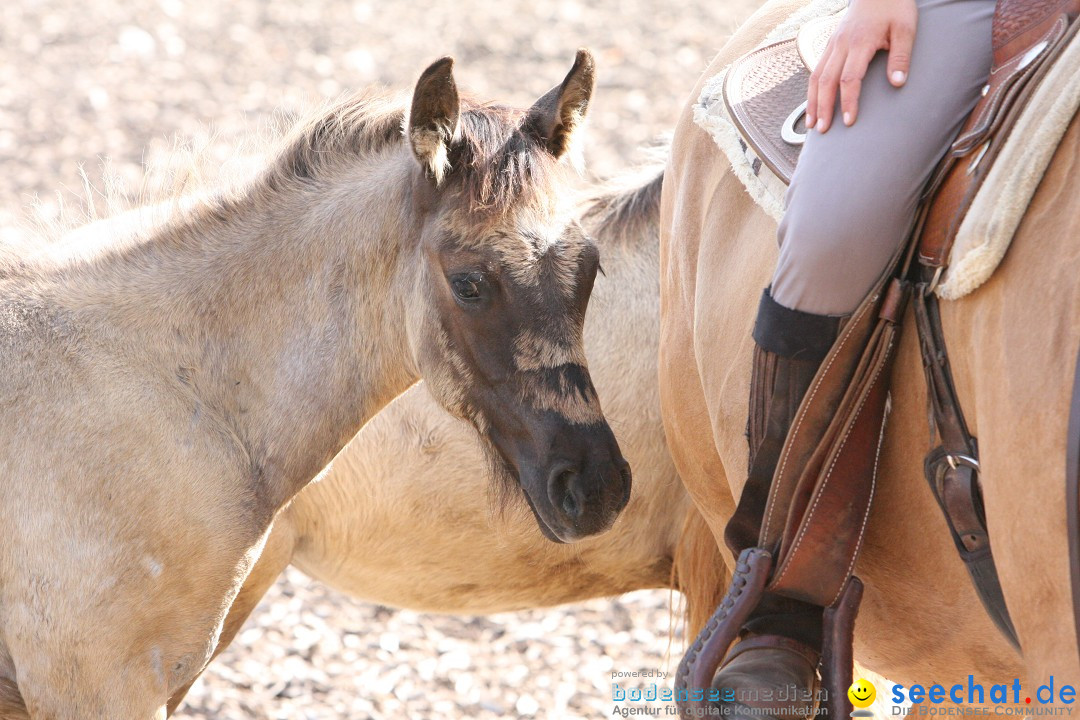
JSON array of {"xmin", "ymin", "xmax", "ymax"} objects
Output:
[{"xmin": 450, "ymin": 271, "xmax": 485, "ymax": 302}]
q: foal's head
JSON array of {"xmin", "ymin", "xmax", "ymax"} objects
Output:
[{"xmin": 401, "ymin": 52, "xmax": 630, "ymax": 542}]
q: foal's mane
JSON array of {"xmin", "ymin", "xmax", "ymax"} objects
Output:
[
  {"xmin": 269, "ymin": 89, "xmax": 566, "ymax": 215},
  {"xmin": 0, "ymin": 85, "xmax": 570, "ymax": 266}
]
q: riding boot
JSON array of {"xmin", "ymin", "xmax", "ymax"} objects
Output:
[{"xmin": 715, "ymin": 286, "xmax": 847, "ymax": 720}]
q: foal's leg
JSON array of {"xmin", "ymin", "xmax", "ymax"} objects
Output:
[{"xmin": 166, "ymin": 517, "xmax": 298, "ymax": 715}]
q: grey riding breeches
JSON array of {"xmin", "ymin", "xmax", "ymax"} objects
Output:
[{"xmin": 769, "ymin": 0, "xmax": 996, "ymax": 316}]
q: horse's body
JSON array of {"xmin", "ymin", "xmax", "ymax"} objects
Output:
[
  {"xmin": 660, "ymin": 0, "xmax": 1080, "ymax": 688},
  {"xmin": 0, "ymin": 56, "xmax": 634, "ymax": 718}
]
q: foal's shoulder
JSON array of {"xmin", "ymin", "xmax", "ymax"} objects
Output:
[{"xmin": 0, "ymin": 289, "xmax": 73, "ymax": 370}]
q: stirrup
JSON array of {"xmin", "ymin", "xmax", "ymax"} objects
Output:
[
  {"xmin": 675, "ymin": 548, "xmax": 771, "ymax": 716},
  {"xmin": 676, "ymin": 555, "xmax": 864, "ymax": 720}
]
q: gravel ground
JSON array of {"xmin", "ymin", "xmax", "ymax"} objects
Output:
[
  {"xmin": 187, "ymin": 570, "xmax": 687, "ymax": 720},
  {"xmin": 1, "ymin": 1, "xmax": 763, "ymax": 718}
]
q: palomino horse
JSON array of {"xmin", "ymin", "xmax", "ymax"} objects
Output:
[
  {"xmin": 660, "ymin": 0, "xmax": 1080, "ymax": 692},
  {"xmin": 163, "ymin": 167, "xmax": 724, "ymax": 714},
  {"xmin": 0, "ymin": 53, "xmax": 634, "ymax": 718}
]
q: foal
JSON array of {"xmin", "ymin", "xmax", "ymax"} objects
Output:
[{"xmin": 0, "ymin": 52, "xmax": 630, "ymax": 718}]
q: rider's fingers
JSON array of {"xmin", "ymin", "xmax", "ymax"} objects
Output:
[
  {"xmin": 887, "ymin": 19, "xmax": 916, "ymax": 86},
  {"xmin": 807, "ymin": 41, "xmax": 829, "ymax": 127},
  {"xmin": 806, "ymin": 42, "xmax": 833, "ymax": 129},
  {"xmin": 838, "ymin": 42, "xmax": 876, "ymax": 126},
  {"xmin": 812, "ymin": 40, "xmax": 847, "ymax": 133}
]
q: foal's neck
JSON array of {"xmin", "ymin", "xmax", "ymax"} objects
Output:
[{"xmin": 64, "ymin": 148, "xmax": 426, "ymax": 509}]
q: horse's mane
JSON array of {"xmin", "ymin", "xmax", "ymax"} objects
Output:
[{"xmin": 580, "ymin": 140, "xmax": 667, "ymax": 250}]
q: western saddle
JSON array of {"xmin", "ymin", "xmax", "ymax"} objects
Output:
[{"xmin": 677, "ymin": 0, "xmax": 1080, "ymax": 717}]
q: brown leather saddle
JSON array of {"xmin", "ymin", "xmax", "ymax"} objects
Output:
[{"xmin": 677, "ymin": 1, "xmax": 1080, "ymax": 717}]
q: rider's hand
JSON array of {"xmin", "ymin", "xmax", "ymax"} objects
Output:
[{"xmin": 806, "ymin": 0, "xmax": 918, "ymax": 132}]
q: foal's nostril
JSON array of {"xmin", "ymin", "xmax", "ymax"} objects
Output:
[
  {"xmin": 561, "ymin": 487, "xmax": 580, "ymax": 518},
  {"xmin": 549, "ymin": 468, "xmax": 584, "ymax": 520}
]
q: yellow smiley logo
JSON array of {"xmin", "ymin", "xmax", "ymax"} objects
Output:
[{"xmin": 848, "ymin": 678, "xmax": 877, "ymax": 708}]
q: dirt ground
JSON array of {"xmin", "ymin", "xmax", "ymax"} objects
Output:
[{"xmin": 1, "ymin": 0, "xmax": 762, "ymax": 717}]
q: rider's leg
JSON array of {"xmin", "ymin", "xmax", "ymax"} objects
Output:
[
  {"xmin": 772, "ymin": 0, "xmax": 997, "ymax": 316},
  {"xmin": 716, "ymin": 0, "xmax": 995, "ymax": 712}
]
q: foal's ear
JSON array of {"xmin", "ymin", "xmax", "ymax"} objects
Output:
[
  {"xmin": 408, "ymin": 57, "xmax": 460, "ymax": 185},
  {"xmin": 524, "ymin": 49, "xmax": 596, "ymax": 162}
]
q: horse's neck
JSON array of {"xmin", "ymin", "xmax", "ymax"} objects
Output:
[{"xmin": 53, "ymin": 151, "xmax": 424, "ymax": 507}]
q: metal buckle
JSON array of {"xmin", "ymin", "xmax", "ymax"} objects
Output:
[
  {"xmin": 924, "ymin": 266, "xmax": 944, "ymax": 296},
  {"xmin": 946, "ymin": 453, "xmax": 980, "ymax": 471},
  {"xmin": 967, "ymin": 141, "xmax": 991, "ymax": 175}
]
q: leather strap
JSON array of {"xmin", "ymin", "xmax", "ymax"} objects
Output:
[
  {"xmin": 1067, "ymin": 340, "xmax": 1080, "ymax": 667},
  {"xmin": 820, "ymin": 577, "xmax": 863, "ymax": 720},
  {"xmin": 911, "ymin": 0, "xmax": 1080, "ymax": 655},
  {"xmin": 913, "ymin": 284, "xmax": 1020, "ymax": 649},
  {"xmin": 764, "ymin": 273, "xmax": 911, "ymax": 607},
  {"xmin": 756, "ymin": 272, "xmax": 894, "ymax": 557}
]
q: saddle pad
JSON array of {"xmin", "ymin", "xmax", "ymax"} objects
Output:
[
  {"xmin": 694, "ymin": 0, "xmax": 1080, "ymax": 299},
  {"xmin": 797, "ymin": 12, "xmax": 846, "ymax": 71}
]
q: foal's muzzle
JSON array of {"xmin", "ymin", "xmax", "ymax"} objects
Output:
[{"xmin": 533, "ymin": 420, "xmax": 631, "ymax": 543}]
